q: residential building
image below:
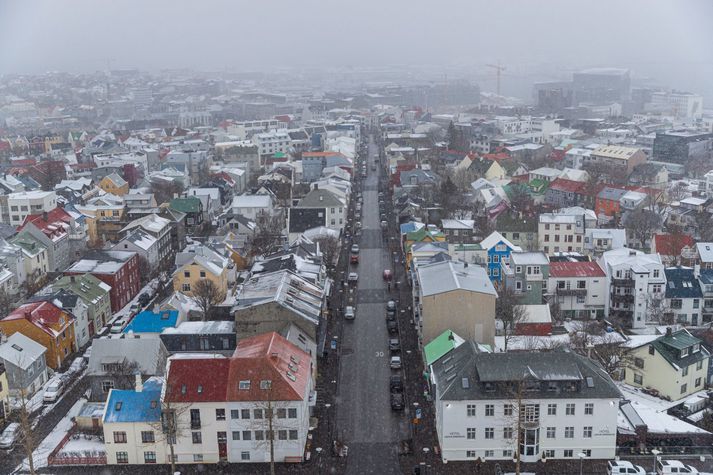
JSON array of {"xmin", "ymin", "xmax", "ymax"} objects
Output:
[
  {"xmin": 664, "ymin": 267, "xmax": 703, "ymax": 326},
  {"xmin": 103, "ymin": 378, "xmax": 167, "ymax": 465},
  {"xmin": 231, "ymin": 194, "xmax": 276, "ymax": 221},
  {"xmin": 583, "ymin": 228, "xmax": 626, "ymax": 257},
  {"xmin": 598, "ymin": 248, "xmax": 666, "ymax": 329},
  {"xmin": 479, "ymin": 231, "xmax": 522, "ymax": 284},
  {"xmin": 413, "ymin": 260, "xmax": 497, "ymax": 347},
  {"xmin": 648, "ymin": 91, "xmax": 703, "ymax": 119},
  {"xmin": 17, "ymin": 207, "xmax": 74, "ymax": 272},
  {"xmin": 160, "ymin": 321, "xmax": 237, "ymax": 355},
  {"xmin": 696, "ymin": 242, "xmax": 713, "ymax": 270},
  {"xmin": 432, "ymin": 346, "xmax": 620, "ymax": 462},
  {"xmin": 252, "ymin": 130, "xmax": 291, "ymax": 162},
  {"xmin": 651, "ymin": 234, "xmax": 696, "ymax": 266},
  {"xmin": 595, "ymin": 186, "xmax": 627, "ymax": 218},
  {"xmin": 5, "ymin": 190, "xmax": 57, "ymax": 226},
  {"xmin": 544, "ymin": 179, "xmax": 588, "ymax": 208},
  {"xmin": 624, "ymin": 328, "xmax": 709, "ymax": 401},
  {"xmin": 123, "ymin": 309, "xmax": 180, "ymax": 337},
  {"xmin": 0, "ymin": 332, "xmax": 48, "ymax": 397},
  {"xmin": 173, "ymin": 242, "xmax": 231, "ymax": 299},
  {"xmin": 99, "ymin": 173, "xmax": 129, "ymax": 196},
  {"xmin": 169, "ymin": 197, "xmax": 204, "ymax": 233},
  {"xmin": 538, "ymin": 208, "xmax": 596, "ymax": 255},
  {"xmin": 496, "ymin": 214, "xmax": 538, "ymax": 252},
  {"xmin": 296, "ymin": 186, "xmax": 345, "ymax": 231},
  {"xmin": 9, "ymin": 232, "xmax": 49, "ymax": 285},
  {"xmin": 586, "ymin": 145, "xmax": 646, "ymax": 174},
  {"xmin": 50, "ymin": 273, "xmax": 112, "ymax": 335},
  {"xmin": 116, "ymin": 214, "xmax": 174, "ymax": 272},
  {"xmin": 87, "ymin": 336, "xmax": 168, "ymax": 402},
  {"xmin": 440, "ymin": 219, "xmax": 475, "ymax": 244},
  {"xmin": 0, "ymin": 301, "xmax": 76, "ymax": 369},
  {"xmin": 548, "ymin": 261, "xmax": 607, "ymax": 319},
  {"xmin": 164, "ymin": 332, "xmax": 313, "ymax": 464},
  {"xmin": 32, "ymin": 289, "xmax": 92, "ymax": 348},
  {"xmin": 502, "ymin": 252, "xmax": 549, "ymax": 305},
  {"xmin": 65, "ymin": 250, "xmax": 141, "ymax": 312}
]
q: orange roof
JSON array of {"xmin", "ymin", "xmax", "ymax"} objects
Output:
[
  {"xmin": 3, "ymin": 301, "xmax": 73, "ymax": 337},
  {"xmin": 654, "ymin": 233, "xmax": 695, "ymax": 256},
  {"xmin": 303, "ymin": 151, "xmax": 342, "ymax": 158}
]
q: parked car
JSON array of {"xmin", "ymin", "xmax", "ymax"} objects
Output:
[
  {"xmin": 390, "ymin": 356, "xmax": 402, "ymax": 369},
  {"xmin": 380, "ymin": 220, "xmax": 388, "ymax": 229},
  {"xmin": 110, "ymin": 319, "xmax": 127, "ymax": 334},
  {"xmin": 0, "ymin": 423, "xmax": 21, "ymax": 450},
  {"xmin": 371, "ymin": 164, "xmax": 376, "ymax": 171},
  {"xmin": 350, "ymin": 253, "xmax": 359, "ymax": 265},
  {"xmin": 390, "ymin": 392, "xmax": 405, "ymax": 411},
  {"xmin": 390, "ymin": 375, "xmax": 403, "ymax": 393},
  {"xmin": 348, "ymin": 272, "xmax": 359, "ymax": 284},
  {"xmin": 43, "ymin": 377, "xmax": 66, "ymax": 403},
  {"xmin": 608, "ymin": 460, "xmax": 646, "ymax": 475},
  {"xmin": 138, "ymin": 292, "xmax": 151, "ymax": 306},
  {"xmin": 69, "ymin": 356, "xmax": 87, "ymax": 373},
  {"xmin": 344, "ymin": 306, "xmax": 355, "ymax": 321},
  {"xmin": 351, "ymin": 244, "xmax": 360, "ymax": 254},
  {"xmin": 386, "ymin": 300, "xmax": 397, "ymax": 316},
  {"xmin": 387, "ymin": 320, "xmax": 398, "ymax": 334},
  {"xmin": 656, "ymin": 460, "xmax": 699, "ymax": 474},
  {"xmin": 389, "ymin": 338, "xmax": 400, "ymax": 352},
  {"xmin": 383, "ymin": 269, "xmax": 393, "ymax": 281}
]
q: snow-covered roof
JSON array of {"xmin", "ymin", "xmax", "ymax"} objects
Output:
[
  {"xmin": 417, "ymin": 260, "xmax": 496, "ymax": 297},
  {"xmin": 0, "ymin": 332, "xmax": 46, "ymax": 369}
]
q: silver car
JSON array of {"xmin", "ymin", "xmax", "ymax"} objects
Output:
[{"xmin": 0, "ymin": 423, "xmax": 20, "ymax": 450}]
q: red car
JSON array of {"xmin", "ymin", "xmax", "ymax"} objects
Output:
[
  {"xmin": 383, "ymin": 269, "xmax": 393, "ymax": 281},
  {"xmin": 350, "ymin": 254, "xmax": 359, "ymax": 264}
]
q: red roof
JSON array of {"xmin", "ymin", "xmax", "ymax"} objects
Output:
[
  {"xmin": 3, "ymin": 301, "xmax": 73, "ymax": 337},
  {"xmin": 303, "ymin": 151, "xmax": 342, "ymax": 158},
  {"xmin": 165, "ymin": 332, "xmax": 311, "ymax": 403},
  {"xmin": 549, "ymin": 261, "xmax": 605, "ymax": 278},
  {"xmin": 9, "ymin": 158, "xmax": 37, "ymax": 167},
  {"xmin": 18, "ymin": 207, "xmax": 72, "ymax": 236},
  {"xmin": 548, "ymin": 178, "xmax": 587, "ymax": 194},
  {"xmin": 654, "ymin": 233, "xmax": 695, "ymax": 256}
]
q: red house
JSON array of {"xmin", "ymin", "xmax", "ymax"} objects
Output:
[
  {"xmin": 64, "ymin": 250, "xmax": 141, "ymax": 312},
  {"xmin": 514, "ymin": 304, "xmax": 553, "ymax": 336}
]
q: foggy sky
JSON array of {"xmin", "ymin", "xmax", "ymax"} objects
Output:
[{"xmin": 1, "ymin": 0, "xmax": 712, "ymax": 98}]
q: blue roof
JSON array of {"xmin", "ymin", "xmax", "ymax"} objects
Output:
[
  {"xmin": 400, "ymin": 222, "xmax": 422, "ymax": 235},
  {"xmin": 123, "ymin": 309, "xmax": 179, "ymax": 334},
  {"xmin": 700, "ymin": 269, "xmax": 713, "ymax": 285},
  {"xmin": 664, "ymin": 267, "xmax": 703, "ymax": 299},
  {"xmin": 103, "ymin": 379, "xmax": 162, "ymax": 423}
]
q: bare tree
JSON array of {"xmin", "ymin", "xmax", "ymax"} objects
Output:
[
  {"xmin": 647, "ymin": 293, "xmax": 673, "ymax": 325},
  {"xmin": 496, "ymin": 287, "xmax": 527, "ymax": 352},
  {"xmin": 0, "ymin": 289, "xmax": 15, "ymax": 319},
  {"xmin": 18, "ymin": 388, "xmax": 36, "ymax": 475},
  {"xmin": 694, "ymin": 210, "xmax": 713, "ymax": 242},
  {"xmin": 591, "ymin": 334, "xmax": 634, "ymax": 379},
  {"xmin": 152, "ymin": 180, "xmax": 184, "ymax": 205},
  {"xmin": 191, "ymin": 279, "xmax": 224, "ymax": 321},
  {"xmin": 313, "ymin": 236, "xmax": 339, "ymax": 274},
  {"xmin": 623, "ymin": 208, "xmax": 662, "ymax": 251},
  {"xmin": 150, "ymin": 382, "xmax": 191, "ymax": 473},
  {"xmin": 21, "ymin": 269, "xmax": 46, "ymax": 298},
  {"xmin": 249, "ymin": 214, "xmax": 285, "ymax": 257}
]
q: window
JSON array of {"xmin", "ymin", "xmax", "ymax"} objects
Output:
[
  {"xmin": 239, "ymin": 380, "xmax": 251, "ymax": 390},
  {"xmin": 116, "ymin": 452, "xmax": 129, "ymax": 464},
  {"xmin": 277, "ymin": 408, "xmax": 287, "ymax": 419},
  {"xmin": 634, "ymin": 373, "xmax": 643, "ymax": 385},
  {"xmin": 694, "ymin": 299, "xmax": 700, "ymax": 309},
  {"xmin": 289, "ymin": 430, "xmax": 298, "ymax": 440},
  {"xmin": 192, "ymin": 431, "xmax": 202, "ymax": 444},
  {"xmin": 193, "ymin": 454, "xmax": 203, "ymax": 462},
  {"xmin": 260, "ymin": 380, "xmax": 272, "ymax": 390},
  {"xmin": 583, "ymin": 426, "xmax": 592, "ymax": 438},
  {"xmin": 547, "ymin": 403, "xmax": 557, "ymax": 416},
  {"xmin": 241, "ymin": 409, "xmax": 250, "ymax": 419},
  {"xmin": 544, "ymin": 449, "xmax": 555, "ymax": 459},
  {"xmin": 232, "ymin": 431, "xmax": 240, "ymax": 441},
  {"xmin": 288, "ymin": 408, "xmax": 297, "ymax": 418},
  {"xmin": 278, "ymin": 430, "xmax": 288, "ymax": 440},
  {"xmin": 682, "ymin": 366, "xmax": 689, "ymax": 377},
  {"xmin": 144, "ymin": 452, "xmax": 156, "ymax": 464},
  {"xmin": 697, "ymin": 360, "xmax": 704, "ymax": 371},
  {"xmin": 546, "ymin": 427, "xmax": 555, "ymax": 438},
  {"xmin": 184, "ymin": 271, "xmax": 190, "ymax": 278},
  {"xmin": 113, "ymin": 431, "xmax": 127, "ymax": 443},
  {"xmin": 681, "ymin": 347, "xmax": 689, "ymax": 357},
  {"xmin": 582, "ymin": 449, "xmax": 591, "ymax": 457},
  {"xmin": 253, "ymin": 409, "xmax": 264, "ymax": 419},
  {"xmin": 565, "ymin": 403, "xmax": 575, "ymax": 416},
  {"xmin": 564, "ymin": 426, "xmax": 574, "ymax": 438},
  {"xmin": 141, "ymin": 431, "xmax": 155, "ymax": 443},
  {"xmin": 231, "ymin": 409, "xmax": 240, "ymax": 419},
  {"xmin": 242, "ymin": 431, "xmax": 252, "ymax": 440},
  {"xmin": 241, "ymin": 452, "xmax": 250, "ymax": 461},
  {"xmin": 216, "ymin": 409, "xmax": 226, "ymax": 421},
  {"xmin": 649, "ymin": 345, "xmax": 655, "ymax": 356},
  {"xmin": 182, "ymin": 283, "xmax": 191, "ymax": 292},
  {"xmin": 199, "ymin": 271, "xmax": 206, "ymax": 278},
  {"xmin": 696, "ymin": 377, "xmax": 702, "ymax": 387},
  {"xmin": 681, "ymin": 383, "xmax": 688, "ymax": 394},
  {"xmin": 254, "ymin": 430, "xmax": 264, "ymax": 441},
  {"xmin": 485, "ymin": 404, "xmax": 494, "ymax": 416},
  {"xmin": 504, "ymin": 404, "xmax": 513, "ymax": 416},
  {"xmin": 467, "ymin": 404, "xmax": 476, "ymax": 417},
  {"xmin": 503, "ymin": 449, "xmax": 513, "ymax": 458},
  {"xmin": 564, "ymin": 449, "xmax": 574, "ymax": 458},
  {"xmin": 484, "ymin": 450, "xmax": 495, "ymax": 458},
  {"xmin": 466, "ymin": 450, "xmax": 476, "ymax": 458},
  {"xmin": 584, "ymin": 403, "xmax": 594, "ymax": 415},
  {"xmin": 190, "ymin": 409, "xmax": 201, "ymax": 428},
  {"xmin": 467, "ymin": 427, "xmax": 476, "ymax": 439},
  {"xmin": 102, "ymin": 380, "xmax": 114, "ymax": 393},
  {"xmin": 653, "ymin": 269, "xmax": 660, "ymax": 278},
  {"xmin": 503, "ymin": 427, "xmax": 513, "ymax": 439},
  {"xmin": 485, "ymin": 428, "xmax": 494, "ymax": 439}
]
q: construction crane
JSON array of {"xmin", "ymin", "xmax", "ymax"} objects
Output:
[{"xmin": 486, "ymin": 63, "xmax": 506, "ymax": 97}]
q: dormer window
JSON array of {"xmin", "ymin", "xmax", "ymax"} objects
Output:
[
  {"xmin": 681, "ymin": 347, "xmax": 690, "ymax": 358},
  {"xmin": 693, "ymin": 344, "xmax": 700, "ymax": 353}
]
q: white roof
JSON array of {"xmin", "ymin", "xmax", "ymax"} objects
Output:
[
  {"xmin": 162, "ymin": 321, "xmax": 235, "ymax": 335},
  {"xmin": 697, "ymin": 242, "xmax": 713, "ymax": 262},
  {"xmin": 441, "ymin": 219, "xmax": 474, "ymax": 230},
  {"xmin": 417, "ymin": 260, "xmax": 497, "ymax": 297},
  {"xmin": 510, "ymin": 252, "xmax": 549, "ymax": 266},
  {"xmin": 232, "ymin": 194, "xmax": 272, "ymax": 209},
  {"xmin": 0, "ymin": 332, "xmax": 46, "ymax": 369},
  {"xmin": 517, "ymin": 304, "xmax": 552, "ymax": 324},
  {"xmin": 480, "ymin": 231, "xmax": 521, "ymax": 252}
]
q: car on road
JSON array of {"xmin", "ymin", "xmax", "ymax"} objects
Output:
[
  {"xmin": 656, "ymin": 460, "xmax": 699, "ymax": 474},
  {"xmin": 390, "ymin": 375, "xmax": 403, "ymax": 393},
  {"xmin": 386, "ymin": 310, "xmax": 395, "ymax": 322},
  {"xmin": 0, "ymin": 423, "xmax": 21, "ymax": 450},
  {"xmin": 607, "ymin": 460, "xmax": 646, "ymax": 475},
  {"xmin": 390, "ymin": 392, "xmax": 404, "ymax": 411},
  {"xmin": 348, "ymin": 272, "xmax": 359, "ymax": 284},
  {"xmin": 344, "ymin": 306, "xmax": 355, "ymax": 321},
  {"xmin": 350, "ymin": 253, "xmax": 359, "ymax": 265},
  {"xmin": 380, "ymin": 220, "xmax": 388, "ymax": 230},
  {"xmin": 351, "ymin": 244, "xmax": 360, "ymax": 254},
  {"xmin": 138, "ymin": 292, "xmax": 152, "ymax": 306},
  {"xmin": 69, "ymin": 356, "xmax": 86, "ymax": 373},
  {"xmin": 390, "ymin": 356, "xmax": 402, "ymax": 369},
  {"xmin": 386, "ymin": 300, "xmax": 397, "ymax": 316},
  {"xmin": 110, "ymin": 318, "xmax": 127, "ymax": 334},
  {"xmin": 389, "ymin": 338, "xmax": 400, "ymax": 352},
  {"xmin": 383, "ymin": 269, "xmax": 393, "ymax": 281},
  {"xmin": 43, "ymin": 377, "xmax": 66, "ymax": 403},
  {"xmin": 387, "ymin": 320, "xmax": 398, "ymax": 334}
]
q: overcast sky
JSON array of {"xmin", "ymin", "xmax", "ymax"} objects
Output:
[{"xmin": 1, "ymin": 0, "xmax": 712, "ymax": 96}]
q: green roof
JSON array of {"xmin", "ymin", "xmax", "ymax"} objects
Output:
[
  {"xmin": 406, "ymin": 227, "xmax": 444, "ymax": 242},
  {"xmin": 53, "ymin": 274, "xmax": 110, "ymax": 306},
  {"xmin": 273, "ymin": 152, "xmax": 286, "ymax": 158},
  {"xmin": 170, "ymin": 196, "xmax": 202, "ymax": 213},
  {"xmin": 528, "ymin": 178, "xmax": 550, "ymax": 194},
  {"xmin": 424, "ymin": 330, "xmax": 464, "ymax": 366},
  {"xmin": 651, "ymin": 329, "xmax": 708, "ymax": 370},
  {"xmin": 451, "ymin": 243, "xmax": 483, "ymax": 251}
]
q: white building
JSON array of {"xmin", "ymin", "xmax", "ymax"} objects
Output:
[
  {"xmin": 432, "ymin": 345, "xmax": 620, "ymax": 463},
  {"xmin": 252, "ymin": 130, "xmax": 291, "ymax": 161},
  {"xmin": 598, "ymin": 248, "xmax": 666, "ymax": 329},
  {"xmin": 538, "ymin": 208, "xmax": 597, "ymax": 255},
  {"xmin": 648, "ymin": 91, "xmax": 704, "ymax": 119},
  {"xmin": 231, "ymin": 194, "xmax": 275, "ymax": 221},
  {"xmin": 548, "ymin": 261, "xmax": 607, "ymax": 319},
  {"xmin": 6, "ymin": 190, "xmax": 57, "ymax": 226}
]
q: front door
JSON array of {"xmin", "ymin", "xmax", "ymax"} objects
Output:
[{"xmin": 217, "ymin": 431, "xmax": 227, "ymax": 461}]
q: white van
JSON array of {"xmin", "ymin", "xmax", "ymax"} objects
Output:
[
  {"xmin": 608, "ymin": 460, "xmax": 645, "ymax": 475},
  {"xmin": 656, "ymin": 460, "xmax": 699, "ymax": 474}
]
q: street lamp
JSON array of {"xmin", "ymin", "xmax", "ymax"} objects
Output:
[
  {"xmin": 651, "ymin": 449, "xmax": 661, "ymax": 474},
  {"xmin": 578, "ymin": 452, "xmax": 586, "ymax": 475}
]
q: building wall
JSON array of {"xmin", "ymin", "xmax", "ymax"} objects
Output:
[
  {"xmin": 99, "ymin": 177, "xmax": 129, "ymax": 196},
  {"xmin": 548, "ymin": 276, "xmax": 607, "ymax": 319},
  {"xmin": 420, "ymin": 289, "xmax": 496, "ymax": 347},
  {"xmin": 1, "ymin": 355, "xmax": 47, "ymax": 396},
  {"xmin": 538, "ymin": 221, "xmax": 585, "ymax": 255},
  {"xmin": 104, "ymin": 420, "xmax": 168, "ymax": 465},
  {"xmin": 0, "ymin": 318, "xmax": 75, "ymax": 369},
  {"xmin": 234, "ymin": 302, "xmax": 318, "ymax": 343},
  {"xmin": 172, "ymin": 263, "xmax": 228, "ymax": 300}
]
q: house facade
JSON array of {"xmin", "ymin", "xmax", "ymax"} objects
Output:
[
  {"xmin": 0, "ymin": 332, "xmax": 48, "ymax": 396},
  {"xmin": 548, "ymin": 261, "xmax": 607, "ymax": 319}
]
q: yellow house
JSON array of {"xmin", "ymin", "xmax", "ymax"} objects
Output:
[
  {"xmin": 77, "ymin": 202, "xmax": 126, "ymax": 245},
  {"xmin": 624, "ymin": 328, "xmax": 709, "ymax": 401},
  {"xmin": 98, "ymin": 173, "xmax": 129, "ymax": 196},
  {"xmin": 173, "ymin": 243, "xmax": 230, "ymax": 299}
]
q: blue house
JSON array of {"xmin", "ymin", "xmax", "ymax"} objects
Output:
[
  {"xmin": 479, "ymin": 231, "xmax": 522, "ymax": 284},
  {"xmin": 123, "ymin": 309, "xmax": 180, "ymax": 335},
  {"xmin": 103, "ymin": 378, "xmax": 163, "ymax": 425},
  {"xmin": 664, "ymin": 267, "xmax": 702, "ymax": 326}
]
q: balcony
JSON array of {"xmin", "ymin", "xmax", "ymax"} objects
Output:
[
  {"xmin": 611, "ymin": 293, "xmax": 635, "ymax": 304},
  {"xmin": 611, "ymin": 278, "xmax": 635, "ymax": 287},
  {"xmin": 556, "ymin": 288, "xmax": 586, "ymax": 297}
]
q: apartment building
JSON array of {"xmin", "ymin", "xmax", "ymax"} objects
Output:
[
  {"xmin": 548, "ymin": 261, "xmax": 607, "ymax": 319},
  {"xmin": 6, "ymin": 190, "xmax": 57, "ymax": 226},
  {"xmin": 538, "ymin": 208, "xmax": 597, "ymax": 255},
  {"xmin": 586, "ymin": 145, "xmax": 646, "ymax": 174},
  {"xmin": 501, "ymin": 251, "xmax": 549, "ymax": 305}
]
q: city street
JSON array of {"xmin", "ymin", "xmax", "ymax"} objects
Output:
[{"xmin": 335, "ymin": 135, "xmax": 408, "ymax": 474}]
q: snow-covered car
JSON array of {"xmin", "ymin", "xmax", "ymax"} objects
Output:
[
  {"xmin": 43, "ymin": 378, "xmax": 66, "ymax": 403},
  {"xmin": 69, "ymin": 356, "xmax": 87, "ymax": 373},
  {"xmin": 0, "ymin": 423, "xmax": 20, "ymax": 450},
  {"xmin": 110, "ymin": 319, "xmax": 127, "ymax": 334},
  {"xmin": 608, "ymin": 460, "xmax": 645, "ymax": 475},
  {"xmin": 348, "ymin": 272, "xmax": 358, "ymax": 283},
  {"xmin": 390, "ymin": 356, "xmax": 402, "ymax": 369},
  {"xmin": 344, "ymin": 306, "xmax": 355, "ymax": 321},
  {"xmin": 350, "ymin": 244, "xmax": 360, "ymax": 254}
]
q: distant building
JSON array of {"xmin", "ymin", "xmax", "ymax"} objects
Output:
[{"xmin": 653, "ymin": 130, "xmax": 713, "ymax": 165}]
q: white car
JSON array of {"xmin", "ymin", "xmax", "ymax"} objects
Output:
[
  {"xmin": 344, "ymin": 306, "xmax": 355, "ymax": 321},
  {"xmin": 390, "ymin": 356, "xmax": 402, "ymax": 369},
  {"xmin": 608, "ymin": 460, "xmax": 646, "ymax": 475},
  {"xmin": 69, "ymin": 356, "xmax": 87, "ymax": 373},
  {"xmin": 0, "ymin": 423, "xmax": 20, "ymax": 450},
  {"xmin": 43, "ymin": 378, "xmax": 65, "ymax": 403},
  {"xmin": 110, "ymin": 319, "xmax": 127, "ymax": 334},
  {"xmin": 656, "ymin": 460, "xmax": 699, "ymax": 474},
  {"xmin": 348, "ymin": 272, "xmax": 358, "ymax": 283}
]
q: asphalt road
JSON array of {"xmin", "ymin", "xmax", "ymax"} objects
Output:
[{"xmin": 336, "ymin": 135, "xmax": 406, "ymax": 474}]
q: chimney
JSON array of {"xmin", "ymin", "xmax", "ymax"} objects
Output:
[
  {"xmin": 665, "ymin": 327, "xmax": 673, "ymax": 337},
  {"xmin": 42, "ymin": 211, "xmax": 48, "ymax": 222},
  {"xmin": 694, "ymin": 264, "xmax": 701, "ymax": 279},
  {"xmin": 313, "ymin": 183, "xmax": 319, "ymax": 190},
  {"xmin": 135, "ymin": 373, "xmax": 143, "ymax": 392}
]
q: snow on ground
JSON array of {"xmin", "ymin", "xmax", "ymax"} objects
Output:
[
  {"xmin": 56, "ymin": 434, "xmax": 105, "ymax": 457},
  {"xmin": 14, "ymin": 397, "xmax": 88, "ymax": 472},
  {"xmin": 618, "ymin": 382, "xmax": 707, "ymax": 412}
]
